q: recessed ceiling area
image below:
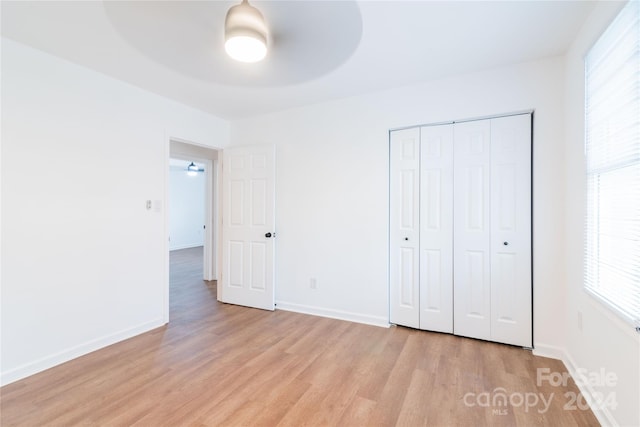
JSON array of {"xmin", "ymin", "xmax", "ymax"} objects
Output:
[
  {"xmin": 1, "ymin": 1, "xmax": 598, "ymax": 119},
  {"xmin": 103, "ymin": 1, "xmax": 362, "ymax": 87}
]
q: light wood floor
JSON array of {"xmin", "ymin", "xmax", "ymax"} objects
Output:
[{"xmin": 1, "ymin": 247, "xmax": 599, "ymax": 426}]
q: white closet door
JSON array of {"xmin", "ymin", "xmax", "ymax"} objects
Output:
[
  {"xmin": 419, "ymin": 125, "xmax": 454, "ymax": 332},
  {"xmin": 453, "ymin": 120, "xmax": 492, "ymax": 341},
  {"xmin": 490, "ymin": 114, "xmax": 532, "ymax": 347},
  {"xmin": 390, "ymin": 128, "xmax": 420, "ymax": 328}
]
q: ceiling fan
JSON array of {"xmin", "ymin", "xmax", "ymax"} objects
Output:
[{"xmin": 224, "ymin": 0, "xmax": 269, "ymax": 63}]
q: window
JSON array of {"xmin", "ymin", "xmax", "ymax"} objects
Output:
[{"xmin": 584, "ymin": 0, "xmax": 640, "ymax": 327}]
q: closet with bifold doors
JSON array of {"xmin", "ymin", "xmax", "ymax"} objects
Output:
[{"xmin": 389, "ymin": 113, "xmax": 532, "ymax": 347}]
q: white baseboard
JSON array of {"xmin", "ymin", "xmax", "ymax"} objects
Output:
[
  {"xmin": 561, "ymin": 351, "xmax": 619, "ymax": 427},
  {"xmin": 533, "ymin": 343, "xmax": 618, "ymax": 427},
  {"xmin": 275, "ymin": 301, "xmax": 390, "ymax": 328},
  {"xmin": 0, "ymin": 318, "xmax": 166, "ymax": 386},
  {"xmin": 532, "ymin": 343, "xmax": 566, "ymax": 360},
  {"xmin": 169, "ymin": 243, "xmax": 203, "ymax": 251}
]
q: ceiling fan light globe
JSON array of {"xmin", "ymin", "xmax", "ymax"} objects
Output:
[
  {"xmin": 225, "ymin": 36, "xmax": 267, "ymax": 63},
  {"xmin": 224, "ymin": 0, "xmax": 268, "ymax": 63}
]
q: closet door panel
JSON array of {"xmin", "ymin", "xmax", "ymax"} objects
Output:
[
  {"xmin": 419, "ymin": 125, "xmax": 454, "ymax": 332},
  {"xmin": 490, "ymin": 114, "xmax": 532, "ymax": 347},
  {"xmin": 390, "ymin": 128, "xmax": 420, "ymax": 328},
  {"xmin": 453, "ymin": 120, "xmax": 491, "ymax": 341}
]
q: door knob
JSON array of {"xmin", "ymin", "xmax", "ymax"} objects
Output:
[
  {"xmin": 503, "ymin": 241, "xmax": 509, "ymax": 246},
  {"xmin": 404, "ymin": 237, "xmax": 409, "ymax": 241},
  {"xmin": 265, "ymin": 232, "xmax": 273, "ymax": 238}
]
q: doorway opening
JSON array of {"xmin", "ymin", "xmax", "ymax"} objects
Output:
[
  {"xmin": 165, "ymin": 139, "xmax": 220, "ymax": 323},
  {"xmin": 169, "ymin": 158, "xmax": 207, "ymax": 253}
]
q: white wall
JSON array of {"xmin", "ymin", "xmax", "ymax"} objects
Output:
[
  {"xmin": 231, "ymin": 56, "xmax": 568, "ymax": 345},
  {"xmin": 5, "ymin": 10, "xmax": 637, "ymax": 423},
  {"xmin": 169, "ymin": 165, "xmax": 205, "ymax": 250},
  {"xmin": 0, "ymin": 38, "xmax": 230, "ymax": 385},
  {"xmin": 563, "ymin": 2, "xmax": 639, "ymax": 426}
]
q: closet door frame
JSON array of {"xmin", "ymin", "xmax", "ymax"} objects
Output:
[{"xmin": 389, "ymin": 111, "xmax": 533, "ymax": 348}]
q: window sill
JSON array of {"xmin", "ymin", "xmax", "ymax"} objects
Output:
[{"xmin": 583, "ymin": 288, "xmax": 640, "ymax": 339}]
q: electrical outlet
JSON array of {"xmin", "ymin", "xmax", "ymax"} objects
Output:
[{"xmin": 310, "ymin": 278, "xmax": 317, "ymax": 290}]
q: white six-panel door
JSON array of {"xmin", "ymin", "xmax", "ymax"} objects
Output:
[
  {"xmin": 390, "ymin": 128, "xmax": 420, "ymax": 328},
  {"xmin": 453, "ymin": 120, "xmax": 492, "ymax": 341},
  {"xmin": 490, "ymin": 114, "xmax": 532, "ymax": 347},
  {"xmin": 420, "ymin": 125, "xmax": 454, "ymax": 333},
  {"xmin": 221, "ymin": 145, "xmax": 275, "ymax": 311}
]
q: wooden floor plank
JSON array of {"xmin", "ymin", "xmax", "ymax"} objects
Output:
[
  {"xmin": 0, "ymin": 246, "xmax": 600, "ymax": 426},
  {"xmin": 336, "ymin": 395, "xmax": 378, "ymax": 426}
]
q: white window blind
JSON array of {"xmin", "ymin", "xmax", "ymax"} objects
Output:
[{"xmin": 585, "ymin": 0, "xmax": 640, "ymax": 328}]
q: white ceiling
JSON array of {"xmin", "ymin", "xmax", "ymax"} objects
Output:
[{"xmin": 2, "ymin": 1, "xmax": 599, "ymax": 120}]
